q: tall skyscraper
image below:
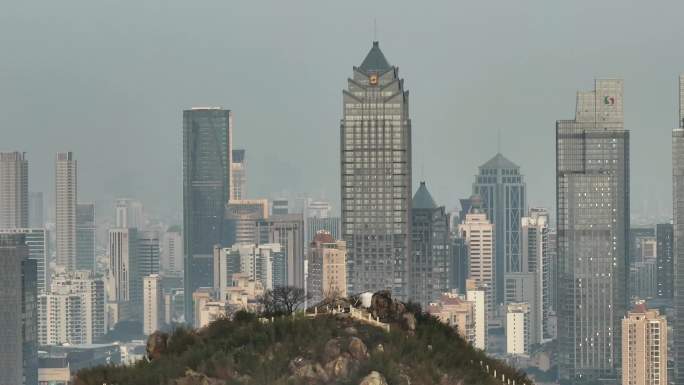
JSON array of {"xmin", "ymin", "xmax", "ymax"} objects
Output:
[
  {"xmin": 143, "ymin": 274, "xmax": 163, "ymax": 336},
  {"xmin": 340, "ymin": 41, "xmax": 412, "ymax": 299},
  {"xmin": 466, "ymin": 279, "xmax": 487, "ymax": 350},
  {"xmin": 0, "ymin": 151, "xmax": 28, "ymax": 228},
  {"xmin": 135, "ymin": 230, "xmax": 160, "ymax": 316},
  {"xmin": 56, "ymin": 152, "xmax": 77, "ymax": 271},
  {"xmin": 256, "ymin": 214, "xmax": 305, "ymax": 289},
  {"xmin": 556, "ymin": 79, "xmax": 629, "ymax": 382},
  {"xmin": 506, "ymin": 302, "xmax": 530, "ymax": 355},
  {"xmin": 621, "ymin": 303, "xmax": 667, "ymax": 385},
  {"xmin": 231, "ymin": 149, "xmax": 247, "ymax": 201},
  {"xmin": 656, "ymin": 223, "xmax": 673, "ymax": 299},
  {"xmin": 472, "ymin": 153, "xmax": 526, "ymax": 304},
  {"xmin": 161, "ymin": 226, "xmax": 183, "ymax": 277},
  {"xmin": 0, "ymin": 234, "xmax": 37, "ymax": 385},
  {"xmin": 0, "ymin": 228, "xmax": 48, "ymax": 293},
  {"xmin": 224, "ymin": 199, "xmax": 268, "ymax": 246},
  {"xmin": 410, "ymin": 182, "xmax": 449, "ymax": 307},
  {"xmin": 76, "ymin": 203, "xmax": 95, "ymax": 271},
  {"xmin": 107, "ymin": 228, "xmax": 137, "ymax": 323},
  {"xmin": 28, "ymin": 192, "xmax": 43, "ymax": 228},
  {"xmin": 183, "ymin": 107, "xmax": 232, "ymax": 325},
  {"xmin": 673, "ymin": 74, "xmax": 684, "ymax": 385},
  {"xmin": 115, "ymin": 198, "xmax": 145, "ymax": 229}
]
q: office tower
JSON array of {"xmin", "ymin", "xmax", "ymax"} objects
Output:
[
  {"xmin": 630, "ymin": 258, "xmax": 657, "ymax": 300},
  {"xmin": 231, "ymin": 149, "xmax": 247, "ymax": 201},
  {"xmin": 630, "ymin": 227, "xmax": 656, "ymax": 263},
  {"xmin": 213, "ymin": 243, "xmax": 285, "ymax": 295},
  {"xmin": 410, "ymin": 182, "xmax": 449, "ymax": 307},
  {"xmin": 449, "ymin": 235, "xmax": 469, "ymax": 295},
  {"xmin": 426, "ymin": 293, "xmax": 475, "ymax": 344},
  {"xmin": 621, "ymin": 303, "xmax": 667, "ymax": 385},
  {"xmin": 38, "ymin": 271, "xmax": 106, "ymax": 345},
  {"xmin": 506, "ymin": 302, "xmax": 530, "ymax": 355},
  {"xmin": 472, "ymin": 153, "xmax": 526, "ymax": 304},
  {"xmin": 466, "ymin": 279, "xmax": 487, "ymax": 350},
  {"xmin": 307, "ymin": 231, "xmax": 347, "ymax": 303},
  {"xmin": 28, "ymin": 192, "xmax": 43, "ymax": 228},
  {"xmin": 516, "ymin": 207, "xmax": 550, "ymax": 343},
  {"xmin": 76, "ymin": 203, "xmax": 95, "ymax": 271},
  {"xmin": 224, "ymin": 199, "xmax": 268, "ymax": 246},
  {"xmin": 306, "ymin": 217, "xmax": 341, "ymax": 246},
  {"xmin": 135, "ymin": 230, "xmax": 160, "ymax": 314},
  {"xmin": 107, "ymin": 228, "xmax": 138, "ymax": 323},
  {"xmin": 0, "ymin": 228, "xmax": 48, "ymax": 293},
  {"xmin": 656, "ymin": 223, "xmax": 673, "ymax": 299},
  {"xmin": 673, "ymin": 74, "xmax": 684, "ymax": 385},
  {"xmin": 143, "ymin": 274, "xmax": 163, "ymax": 335},
  {"xmin": 0, "ymin": 234, "xmax": 37, "ymax": 385},
  {"xmin": 256, "ymin": 214, "xmax": 305, "ymax": 288},
  {"xmin": 56, "ymin": 152, "xmax": 77, "ymax": 271},
  {"xmin": 458, "ymin": 198, "xmax": 494, "ymax": 316},
  {"xmin": 341, "ymin": 41, "xmax": 412, "ymax": 300},
  {"xmin": 161, "ymin": 226, "xmax": 183, "ymax": 277},
  {"xmin": 305, "ymin": 200, "xmax": 332, "ymax": 219},
  {"xmin": 272, "ymin": 199, "xmax": 289, "ymax": 216},
  {"xmin": 547, "ymin": 230, "xmax": 558, "ymax": 312},
  {"xmin": 183, "ymin": 107, "xmax": 232, "ymax": 325},
  {"xmin": 0, "ymin": 151, "xmax": 28, "ymax": 229},
  {"xmin": 115, "ymin": 198, "xmax": 145, "ymax": 229},
  {"xmin": 556, "ymin": 79, "xmax": 629, "ymax": 382}
]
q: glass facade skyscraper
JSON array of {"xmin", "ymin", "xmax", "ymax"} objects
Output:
[
  {"xmin": 340, "ymin": 41, "xmax": 412, "ymax": 300},
  {"xmin": 556, "ymin": 79, "xmax": 629, "ymax": 383},
  {"xmin": 673, "ymin": 75, "xmax": 684, "ymax": 385},
  {"xmin": 183, "ymin": 108, "xmax": 232, "ymax": 325},
  {"xmin": 472, "ymin": 153, "xmax": 526, "ymax": 304},
  {"xmin": 76, "ymin": 203, "xmax": 95, "ymax": 272}
]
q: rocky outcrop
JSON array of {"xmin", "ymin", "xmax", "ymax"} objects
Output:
[
  {"xmin": 348, "ymin": 337, "xmax": 369, "ymax": 361},
  {"xmin": 289, "ymin": 356, "xmax": 330, "ymax": 384},
  {"xmin": 146, "ymin": 331, "xmax": 168, "ymax": 361},
  {"xmin": 174, "ymin": 369, "xmax": 227, "ymax": 385},
  {"xmin": 368, "ymin": 291, "xmax": 417, "ymax": 332},
  {"xmin": 359, "ymin": 371, "xmax": 389, "ymax": 385}
]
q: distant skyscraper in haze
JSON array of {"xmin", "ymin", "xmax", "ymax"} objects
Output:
[
  {"xmin": 56, "ymin": 152, "xmax": 77, "ymax": 271},
  {"xmin": 161, "ymin": 226, "xmax": 183, "ymax": 277},
  {"xmin": 0, "ymin": 151, "xmax": 28, "ymax": 228},
  {"xmin": 556, "ymin": 79, "xmax": 629, "ymax": 383},
  {"xmin": 256, "ymin": 214, "xmax": 305, "ymax": 289},
  {"xmin": 28, "ymin": 192, "xmax": 43, "ymax": 228},
  {"xmin": 143, "ymin": 274, "xmax": 162, "ymax": 336},
  {"xmin": 136, "ymin": 230, "xmax": 160, "ymax": 317},
  {"xmin": 108, "ymin": 228, "xmax": 137, "ymax": 323},
  {"xmin": 115, "ymin": 198, "xmax": 144, "ymax": 229},
  {"xmin": 410, "ymin": 182, "xmax": 449, "ymax": 307},
  {"xmin": 183, "ymin": 108, "xmax": 232, "ymax": 325},
  {"xmin": 341, "ymin": 41, "xmax": 412, "ymax": 299},
  {"xmin": 224, "ymin": 199, "xmax": 268, "ymax": 246},
  {"xmin": 271, "ymin": 199, "xmax": 289, "ymax": 216},
  {"xmin": 76, "ymin": 203, "xmax": 95, "ymax": 271},
  {"xmin": 459, "ymin": 197, "xmax": 494, "ymax": 317},
  {"xmin": 519, "ymin": 208, "xmax": 550, "ymax": 342},
  {"xmin": 231, "ymin": 149, "xmax": 247, "ymax": 201},
  {"xmin": 472, "ymin": 153, "xmax": 526, "ymax": 304},
  {"xmin": 0, "ymin": 228, "xmax": 48, "ymax": 293},
  {"xmin": 673, "ymin": 74, "xmax": 684, "ymax": 385},
  {"xmin": 656, "ymin": 223, "xmax": 673, "ymax": 299}
]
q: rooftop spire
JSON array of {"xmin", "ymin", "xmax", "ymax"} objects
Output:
[{"xmin": 359, "ymin": 41, "xmax": 391, "ymax": 73}]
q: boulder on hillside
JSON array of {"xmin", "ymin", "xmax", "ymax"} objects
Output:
[
  {"xmin": 146, "ymin": 331, "xmax": 168, "ymax": 361},
  {"xmin": 348, "ymin": 337, "xmax": 369, "ymax": 360},
  {"xmin": 359, "ymin": 371, "xmax": 389, "ymax": 385}
]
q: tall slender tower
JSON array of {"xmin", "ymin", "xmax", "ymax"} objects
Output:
[
  {"xmin": 673, "ymin": 74, "xmax": 684, "ymax": 385},
  {"xmin": 56, "ymin": 152, "xmax": 77, "ymax": 271},
  {"xmin": 0, "ymin": 151, "xmax": 28, "ymax": 228},
  {"xmin": 472, "ymin": 153, "xmax": 526, "ymax": 304},
  {"xmin": 556, "ymin": 79, "xmax": 629, "ymax": 383},
  {"xmin": 340, "ymin": 41, "xmax": 412, "ymax": 300},
  {"xmin": 182, "ymin": 108, "xmax": 232, "ymax": 324}
]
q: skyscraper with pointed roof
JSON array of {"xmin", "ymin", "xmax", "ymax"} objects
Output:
[
  {"xmin": 340, "ymin": 41, "xmax": 412, "ymax": 299},
  {"xmin": 410, "ymin": 182, "xmax": 449, "ymax": 307},
  {"xmin": 472, "ymin": 153, "xmax": 526, "ymax": 305}
]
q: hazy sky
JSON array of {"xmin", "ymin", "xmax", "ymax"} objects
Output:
[{"xmin": 2, "ymin": 0, "xmax": 682, "ymax": 224}]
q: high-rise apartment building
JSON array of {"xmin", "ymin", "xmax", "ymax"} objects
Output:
[
  {"xmin": 506, "ymin": 302, "xmax": 530, "ymax": 355},
  {"xmin": 621, "ymin": 303, "xmax": 667, "ymax": 385},
  {"xmin": 556, "ymin": 79, "xmax": 629, "ymax": 382},
  {"xmin": 340, "ymin": 41, "xmax": 412, "ymax": 300},
  {"xmin": 224, "ymin": 199, "xmax": 268, "ymax": 246},
  {"xmin": 655, "ymin": 223, "xmax": 673, "ymax": 299},
  {"xmin": 0, "ymin": 234, "xmax": 37, "ymax": 385},
  {"xmin": 136, "ymin": 231, "xmax": 160, "ymax": 313},
  {"xmin": 143, "ymin": 274, "xmax": 163, "ymax": 336},
  {"xmin": 107, "ymin": 228, "xmax": 137, "ymax": 323},
  {"xmin": 231, "ymin": 149, "xmax": 247, "ymax": 201},
  {"xmin": 307, "ymin": 231, "xmax": 347, "ymax": 303},
  {"xmin": 183, "ymin": 107, "xmax": 232, "ymax": 325},
  {"xmin": 161, "ymin": 226, "xmax": 183, "ymax": 277},
  {"xmin": 410, "ymin": 182, "xmax": 449, "ymax": 307},
  {"xmin": 213, "ymin": 243, "xmax": 286, "ymax": 295},
  {"xmin": 458, "ymin": 198, "xmax": 494, "ymax": 316},
  {"xmin": 466, "ymin": 279, "xmax": 487, "ymax": 350},
  {"xmin": 0, "ymin": 151, "xmax": 28, "ymax": 228},
  {"xmin": 472, "ymin": 153, "xmax": 526, "ymax": 304},
  {"xmin": 28, "ymin": 192, "xmax": 43, "ymax": 228},
  {"xmin": 56, "ymin": 152, "xmax": 77, "ymax": 271},
  {"xmin": 673, "ymin": 74, "xmax": 684, "ymax": 385},
  {"xmin": 0, "ymin": 228, "xmax": 48, "ymax": 293},
  {"xmin": 38, "ymin": 271, "xmax": 105, "ymax": 345},
  {"xmin": 256, "ymin": 214, "xmax": 305, "ymax": 289},
  {"xmin": 76, "ymin": 203, "xmax": 95, "ymax": 271}
]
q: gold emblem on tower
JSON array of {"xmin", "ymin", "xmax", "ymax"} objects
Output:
[{"xmin": 369, "ymin": 74, "xmax": 378, "ymax": 85}]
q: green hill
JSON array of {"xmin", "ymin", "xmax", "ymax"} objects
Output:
[{"xmin": 75, "ymin": 296, "xmax": 531, "ymax": 385}]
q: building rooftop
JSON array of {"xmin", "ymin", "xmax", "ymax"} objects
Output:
[
  {"xmin": 412, "ymin": 182, "xmax": 437, "ymax": 210},
  {"xmin": 358, "ymin": 41, "xmax": 391, "ymax": 73},
  {"xmin": 480, "ymin": 153, "xmax": 519, "ymax": 170}
]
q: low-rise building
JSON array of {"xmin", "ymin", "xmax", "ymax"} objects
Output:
[{"xmin": 426, "ymin": 292, "xmax": 475, "ymax": 344}]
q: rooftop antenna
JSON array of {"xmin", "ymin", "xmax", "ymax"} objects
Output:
[
  {"xmin": 497, "ymin": 127, "xmax": 501, "ymax": 154},
  {"xmin": 374, "ymin": 18, "xmax": 377, "ymax": 41}
]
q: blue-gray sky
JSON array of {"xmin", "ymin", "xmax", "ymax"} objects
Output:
[{"xmin": 1, "ymin": 0, "xmax": 681, "ymax": 223}]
